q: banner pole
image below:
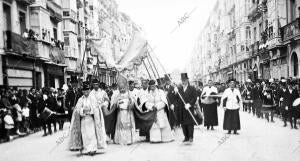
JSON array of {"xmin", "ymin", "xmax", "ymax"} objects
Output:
[{"xmin": 148, "ymin": 46, "xmax": 199, "ymax": 126}]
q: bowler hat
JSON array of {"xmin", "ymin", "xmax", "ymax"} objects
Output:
[{"xmin": 70, "ymin": 75, "xmax": 78, "ymax": 83}]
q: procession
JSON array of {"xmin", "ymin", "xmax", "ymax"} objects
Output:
[{"xmin": 1, "ymin": 0, "xmax": 300, "ymax": 160}]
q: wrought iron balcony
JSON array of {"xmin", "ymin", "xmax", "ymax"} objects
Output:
[
  {"xmin": 248, "ymin": 1, "xmax": 267, "ymax": 21},
  {"xmin": 47, "ymin": 0, "xmax": 63, "ymax": 22},
  {"xmin": 280, "ymin": 18, "xmax": 300, "ymax": 42},
  {"xmin": 3, "ymin": 31, "xmax": 38, "ymax": 57},
  {"xmin": 49, "ymin": 46, "xmax": 65, "ymax": 64},
  {"xmin": 250, "ymin": 41, "xmax": 259, "ymax": 57},
  {"xmin": 63, "ymin": 9, "xmax": 77, "ymax": 22},
  {"xmin": 16, "ymin": 0, "xmax": 34, "ymax": 5}
]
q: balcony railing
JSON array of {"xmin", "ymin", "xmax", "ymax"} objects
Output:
[
  {"xmin": 281, "ymin": 18, "xmax": 300, "ymax": 42},
  {"xmin": 49, "ymin": 46, "xmax": 65, "ymax": 64},
  {"xmin": 250, "ymin": 41, "xmax": 259, "ymax": 57},
  {"xmin": 3, "ymin": 31, "xmax": 38, "ymax": 57},
  {"xmin": 63, "ymin": 9, "xmax": 77, "ymax": 22},
  {"xmin": 45, "ymin": 0, "xmax": 63, "ymax": 22},
  {"xmin": 248, "ymin": 2, "xmax": 266, "ymax": 21},
  {"xmin": 16, "ymin": 0, "xmax": 34, "ymax": 5}
]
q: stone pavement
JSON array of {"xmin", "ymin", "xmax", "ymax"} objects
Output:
[{"xmin": 0, "ymin": 108, "xmax": 300, "ymax": 161}]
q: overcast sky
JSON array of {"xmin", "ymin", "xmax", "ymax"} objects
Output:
[{"xmin": 116, "ymin": 0, "xmax": 217, "ymax": 73}]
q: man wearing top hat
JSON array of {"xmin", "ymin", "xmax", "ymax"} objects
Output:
[
  {"xmin": 176, "ymin": 73, "xmax": 197, "ymax": 143},
  {"xmin": 65, "ymin": 76, "xmax": 82, "ymax": 121}
]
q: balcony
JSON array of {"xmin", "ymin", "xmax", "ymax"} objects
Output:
[
  {"xmin": 228, "ymin": 30, "xmax": 236, "ymax": 41},
  {"xmin": 281, "ymin": 18, "xmax": 300, "ymax": 42},
  {"xmin": 260, "ymin": 51, "xmax": 270, "ymax": 63},
  {"xmin": 49, "ymin": 46, "xmax": 65, "ymax": 64},
  {"xmin": 16, "ymin": 0, "xmax": 34, "ymax": 5},
  {"xmin": 250, "ymin": 41, "xmax": 259, "ymax": 57},
  {"xmin": 248, "ymin": 1, "xmax": 266, "ymax": 21},
  {"xmin": 3, "ymin": 31, "xmax": 38, "ymax": 57},
  {"xmin": 63, "ymin": 9, "xmax": 77, "ymax": 23},
  {"xmin": 77, "ymin": 0, "xmax": 83, "ymax": 8},
  {"xmin": 47, "ymin": 0, "xmax": 63, "ymax": 22}
]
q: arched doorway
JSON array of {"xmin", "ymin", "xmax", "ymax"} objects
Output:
[{"xmin": 291, "ymin": 52, "xmax": 299, "ymax": 77}]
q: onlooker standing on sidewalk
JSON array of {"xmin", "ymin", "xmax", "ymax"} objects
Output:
[
  {"xmin": 4, "ymin": 109, "xmax": 14, "ymax": 141},
  {"xmin": 56, "ymin": 87, "xmax": 66, "ymax": 130},
  {"xmin": 28, "ymin": 88, "xmax": 38, "ymax": 131},
  {"xmin": 46, "ymin": 88, "xmax": 58, "ymax": 133},
  {"xmin": 37, "ymin": 88, "xmax": 50, "ymax": 136},
  {"xmin": 22, "ymin": 102, "xmax": 30, "ymax": 133}
]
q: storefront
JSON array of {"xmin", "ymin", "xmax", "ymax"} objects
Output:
[
  {"xmin": 2, "ymin": 55, "xmax": 35, "ymax": 89},
  {"xmin": 259, "ymin": 49, "xmax": 271, "ymax": 80},
  {"xmin": 44, "ymin": 63, "xmax": 65, "ymax": 88}
]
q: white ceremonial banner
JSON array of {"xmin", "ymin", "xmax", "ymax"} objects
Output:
[{"xmin": 90, "ymin": 31, "xmax": 148, "ymax": 72}]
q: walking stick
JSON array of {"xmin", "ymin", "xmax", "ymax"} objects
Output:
[{"xmin": 147, "ymin": 49, "xmax": 199, "ymax": 126}]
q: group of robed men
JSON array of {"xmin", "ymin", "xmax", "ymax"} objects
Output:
[{"xmin": 66, "ymin": 73, "xmax": 244, "ymax": 155}]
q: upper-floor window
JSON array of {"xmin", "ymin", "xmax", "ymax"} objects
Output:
[
  {"xmin": 253, "ymin": 27, "xmax": 257, "ymax": 42},
  {"xmin": 246, "ymin": 26, "xmax": 251, "ymax": 39},
  {"xmin": 63, "ymin": 11, "xmax": 70, "ymax": 17},
  {"xmin": 19, "ymin": 11, "xmax": 26, "ymax": 35},
  {"xmin": 53, "ymin": 28, "xmax": 57, "ymax": 40},
  {"xmin": 290, "ymin": 0, "xmax": 297, "ymax": 22},
  {"xmin": 3, "ymin": 4, "xmax": 11, "ymax": 31}
]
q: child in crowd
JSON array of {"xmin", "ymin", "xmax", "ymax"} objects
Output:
[
  {"xmin": 4, "ymin": 109, "xmax": 14, "ymax": 141},
  {"xmin": 22, "ymin": 102, "xmax": 30, "ymax": 133}
]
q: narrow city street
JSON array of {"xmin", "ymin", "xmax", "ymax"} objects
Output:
[{"xmin": 1, "ymin": 108, "xmax": 299, "ymax": 161}]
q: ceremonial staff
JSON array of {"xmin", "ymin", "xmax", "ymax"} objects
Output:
[{"xmin": 147, "ymin": 47, "xmax": 200, "ymax": 126}]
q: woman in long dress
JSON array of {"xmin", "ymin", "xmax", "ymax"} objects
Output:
[
  {"xmin": 221, "ymin": 79, "xmax": 242, "ymax": 135},
  {"xmin": 68, "ymin": 82, "xmax": 107, "ymax": 155},
  {"xmin": 112, "ymin": 75, "xmax": 136, "ymax": 145}
]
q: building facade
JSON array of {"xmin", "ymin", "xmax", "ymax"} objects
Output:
[
  {"xmin": 191, "ymin": 0, "xmax": 300, "ymax": 83},
  {"xmin": 0, "ymin": 0, "xmax": 146, "ymax": 89}
]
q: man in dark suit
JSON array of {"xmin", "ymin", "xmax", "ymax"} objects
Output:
[
  {"xmin": 46, "ymin": 88, "xmax": 58, "ymax": 133},
  {"xmin": 28, "ymin": 88, "xmax": 38, "ymax": 131},
  {"xmin": 176, "ymin": 73, "xmax": 197, "ymax": 143},
  {"xmin": 164, "ymin": 74, "xmax": 180, "ymax": 129},
  {"xmin": 65, "ymin": 76, "xmax": 82, "ymax": 121},
  {"xmin": 280, "ymin": 81, "xmax": 299, "ymax": 129},
  {"xmin": 37, "ymin": 87, "xmax": 50, "ymax": 136}
]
